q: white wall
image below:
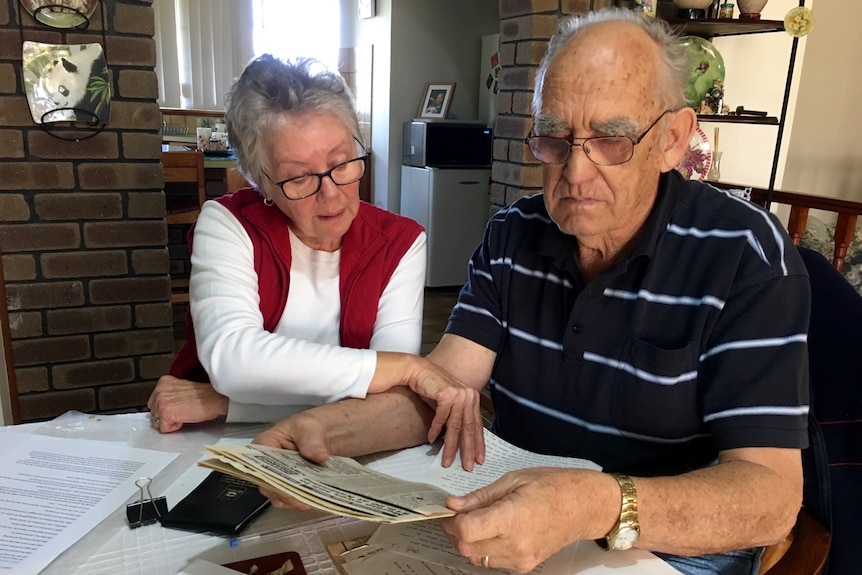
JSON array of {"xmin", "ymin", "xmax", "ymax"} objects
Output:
[
  {"xmin": 351, "ymin": 0, "xmax": 395, "ymax": 211},
  {"xmin": 707, "ymin": 0, "xmax": 808, "ymax": 190},
  {"xmin": 709, "ymin": 0, "xmax": 861, "ymax": 205},
  {"xmin": 782, "ymin": 1, "xmax": 862, "ymax": 202},
  {"xmin": 352, "ymin": 0, "xmax": 499, "ymax": 211}
]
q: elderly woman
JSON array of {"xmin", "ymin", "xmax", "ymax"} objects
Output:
[{"xmin": 148, "ymin": 56, "xmax": 480, "ymax": 452}]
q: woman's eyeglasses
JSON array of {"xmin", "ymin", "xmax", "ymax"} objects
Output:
[{"xmin": 265, "ymin": 155, "xmax": 367, "ymax": 201}]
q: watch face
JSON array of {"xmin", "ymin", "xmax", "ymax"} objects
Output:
[{"xmin": 610, "ymin": 527, "xmax": 639, "ymax": 551}]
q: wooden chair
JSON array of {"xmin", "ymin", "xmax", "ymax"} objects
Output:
[
  {"xmin": 162, "ymin": 150, "xmax": 206, "ymax": 304},
  {"xmin": 162, "ymin": 150, "xmax": 206, "ymax": 225},
  {"xmin": 714, "ymin": 183, "xmax": 862, "ymax": 273},
  {"xmin": 759, "ymin": 508, "xmax": 831, "ymax": 575},
  {"xmin": 708, "ymin": 188, "xmax": 862, "ymax": 574}
]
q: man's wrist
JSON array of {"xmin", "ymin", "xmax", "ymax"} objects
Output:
[{"xmin": 597, "ymin": 473, "xmax": 640, "ymax": 551}]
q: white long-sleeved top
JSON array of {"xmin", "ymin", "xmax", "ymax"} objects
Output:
[{"xmin": 188, "ymin": 200, "xmax": 427, "ymax": 422}]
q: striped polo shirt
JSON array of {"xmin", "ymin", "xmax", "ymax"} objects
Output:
[{"xmin": 447, "ymin": 170, "xmax": 810, "ymax": 475}]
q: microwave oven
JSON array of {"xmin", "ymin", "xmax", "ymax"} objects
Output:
[{"xmin": 402, "ymin": 120, "xmax": 492, "ymax": 169}]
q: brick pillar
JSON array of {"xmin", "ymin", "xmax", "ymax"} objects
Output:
[
  {"xmin": 0, "ymin": 0, "xmax": 173, "ymax": 421},
  {"xmin": 492, "ymin": 0, "xmax": 665, "ymax": 211}
]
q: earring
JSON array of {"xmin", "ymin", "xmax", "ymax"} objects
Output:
[{"xmin": 263, "ymin": 197, "xmax": 273, "ymax": 207}]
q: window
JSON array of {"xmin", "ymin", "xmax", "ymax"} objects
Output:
[
  {"xmin": 253, "ymin": 0, "xmax": 340, "ymax": 71},
  {"xmin": 154, "ymin": 0, "xmax": 341, "ymax": 110}
]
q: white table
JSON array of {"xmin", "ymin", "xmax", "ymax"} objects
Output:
[
  {"xmin": 5, "ymin": 412, "xmax": 678, "ymax": 575},
  {"xmin": 4, "ymin": 412, "xmax": 364, "ymax": 575}
]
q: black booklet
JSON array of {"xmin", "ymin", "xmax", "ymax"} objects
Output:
[{"xmin": 159, "ymin": 470, "xmax": 271, "ymax": 536}]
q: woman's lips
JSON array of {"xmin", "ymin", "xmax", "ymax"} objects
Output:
[{"xmin": 318, "ymin": 209, "xmax": 345, "ymax": 220}]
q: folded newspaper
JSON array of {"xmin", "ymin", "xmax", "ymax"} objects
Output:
[
  {"xmin": 201, "ymin": 430, "xmax": 602, "ymax": 525},
  {"xmin": 200, "ymin": 443, "xmax": 455, "ymax": 523}
]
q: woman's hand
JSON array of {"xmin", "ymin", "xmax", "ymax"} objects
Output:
[
  {"xmin": 146, "ymin": 375, "xmax": 229, "ymax": 433},
  {"xmin": 369, "ymin": 352, "xmax": 487, "ymax": 471},
  {"xmin": 407, "ymin": 360, "xmax": 485, "ymax": 471}
]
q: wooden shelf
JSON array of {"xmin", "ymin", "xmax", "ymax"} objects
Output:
[
  {"xmin": 697, "ymin": 114, "xmax": 779, "ymax": 125},
  {"xmin": 668, "ymin": 19, "xmax": 786, "ymax": 38}
]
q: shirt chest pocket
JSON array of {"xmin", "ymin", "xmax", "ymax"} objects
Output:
[{"xmin": 607, "ymin": 336, "xmax": 702, "ymax": 440}]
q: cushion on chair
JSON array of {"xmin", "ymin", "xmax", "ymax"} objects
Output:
[{"xmin": 800, "ymin": 215, "xmax": 862, "ymax": 296}]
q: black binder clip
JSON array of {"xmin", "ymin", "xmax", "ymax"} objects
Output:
[{"xmin": 126, "ymin": 477, "xmax": 168, "ymax": 528}]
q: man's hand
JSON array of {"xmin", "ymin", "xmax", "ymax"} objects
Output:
[
  {"xmin": 253, "ymin": 411, "xmax": 331, "ymax": 463},
  {"xmin": 146, "ymin": 375, "xmax": 229, "ymax": 433},
  {"xmin": 252, "ymin": 412, "xmax": 333, "ymax": 511},
  {"xmin": 440, "ymin": 468, "xmax": 617, "ymax": 573}
]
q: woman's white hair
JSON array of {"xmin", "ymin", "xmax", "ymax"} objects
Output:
[{"xmin": 224, "ymin": 55, "xmax": 361, "ymax": 189}]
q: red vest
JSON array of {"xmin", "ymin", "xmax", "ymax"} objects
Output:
[{"xmin": 168, "ymin": 188, "xmax": 423, "ymax": 382}]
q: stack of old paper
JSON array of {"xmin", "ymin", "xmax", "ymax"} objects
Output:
[
  {"xmin": 204, "ymin": 432, "xmax": 682, "ymax": 575},
  {"xmin": 200, "ymin": 443, "xmax": 455, "ymax": 523}
]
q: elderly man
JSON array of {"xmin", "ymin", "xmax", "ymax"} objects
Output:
[{"xmin": 256, "ymin": 9, "xmax": 810, "ymax": 575}]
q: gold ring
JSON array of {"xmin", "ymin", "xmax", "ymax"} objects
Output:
[{"xmin": 481, "ymin": 556, "xmax": 490, "ymax": 569}]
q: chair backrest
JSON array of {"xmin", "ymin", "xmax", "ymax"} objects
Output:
[
  {"xmin": 798, "ymin": 246, "xmax": 862, "ymax": 575},
  {"xmin": 162, "ymin": 150, "xmax": 205, "ymax": 186},
  {"xmin": 162, "ymin": 150, "xmax": 206, "ymax": 224},
  {"xmin": 162, "ymin": 151, "xmax": 206, "ymax": 304}
]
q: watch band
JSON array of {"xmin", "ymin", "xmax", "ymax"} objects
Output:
[{"xmin": 598, "ymin": 472, "xmax": 640, "ymax": 551}]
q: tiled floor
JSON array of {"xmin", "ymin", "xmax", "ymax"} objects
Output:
[
  {"xmin": 420, "ymin": 286, "xmax": 461, "ymax": 355},
  {"xmin": 421, "ymin": 287, "xmax": 494, "ymax": 427}
]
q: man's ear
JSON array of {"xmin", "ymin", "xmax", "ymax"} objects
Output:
[{"xmin": 658, "ymin": 107, "xmax": 697, "ymax": 173}]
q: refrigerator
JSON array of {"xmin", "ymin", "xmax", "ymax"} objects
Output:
[{"xmin": 401, "ymin": 165, "xmax": 490, "ymax": 287}]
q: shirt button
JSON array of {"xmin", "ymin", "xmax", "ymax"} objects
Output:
[{"xmin": 571, "ymin": 323, "xmax": 583, "ymax": 333}]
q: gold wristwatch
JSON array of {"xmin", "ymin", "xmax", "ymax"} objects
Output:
[{"xmin": 598, "ymin": 473, "xmax": 640, "ymax": 551}]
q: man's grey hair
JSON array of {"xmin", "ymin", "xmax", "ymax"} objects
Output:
[
  {"xmin": 225, "ymin": 55, "xmax": 361, "ymax": 188},
  {"xmin": 532, "ymin": 8, "xmax": 689, "ymax": 119}
]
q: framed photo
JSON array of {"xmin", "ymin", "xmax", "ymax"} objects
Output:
[
  {"xmin": 417, "ymin": 82, "xmax": 455, "ymax": 120},
  {"xmin": 358, "ymin": 0, "xmax": 376, "ymax": 19}
]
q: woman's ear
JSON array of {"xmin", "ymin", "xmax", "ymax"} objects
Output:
[{"xmin": 659, "ymin": 107, "xmax": 697, "ymax": 173}]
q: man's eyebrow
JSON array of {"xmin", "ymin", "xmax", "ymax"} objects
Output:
[
  {"xmin": 533, "ymin": 114, "xmax": 568, "ymax": 135},
  {"xmin": 593, "ymin": 116, "xmax": 640, "ymax": 138},
  {"xmin": 533, "ymin": 114, "xmax": 640, "ymax": 138}
]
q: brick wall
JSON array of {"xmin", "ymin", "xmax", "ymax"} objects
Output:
[
  {"xmin": 0, "ymin": 0, "xmax": 173, "ymax": 422},
  {"xmin": 490, "ymin": 0, "xmax": 676, "ymax": 210}
]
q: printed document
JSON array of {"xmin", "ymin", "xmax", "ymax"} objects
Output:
[
  {"xmin": 363, "ymin": 432, "xmax": 600, "ymax": 574},
  {"xmin": 0, "ymin": 432, "xmax": 177, "ymax": 575}
]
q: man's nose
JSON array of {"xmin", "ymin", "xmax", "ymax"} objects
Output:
[{"xmin": 562, "ymin": 144, "xmax": 598, "ymax": 183}]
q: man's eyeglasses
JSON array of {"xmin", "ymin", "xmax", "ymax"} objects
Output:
[
  {"xmin": 524, "ymin": 110, "xmax": 673, "ymax": 167},
  {"xmin": 265, "ymin": 155, "xmax": 367, "ymax": 201}
]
